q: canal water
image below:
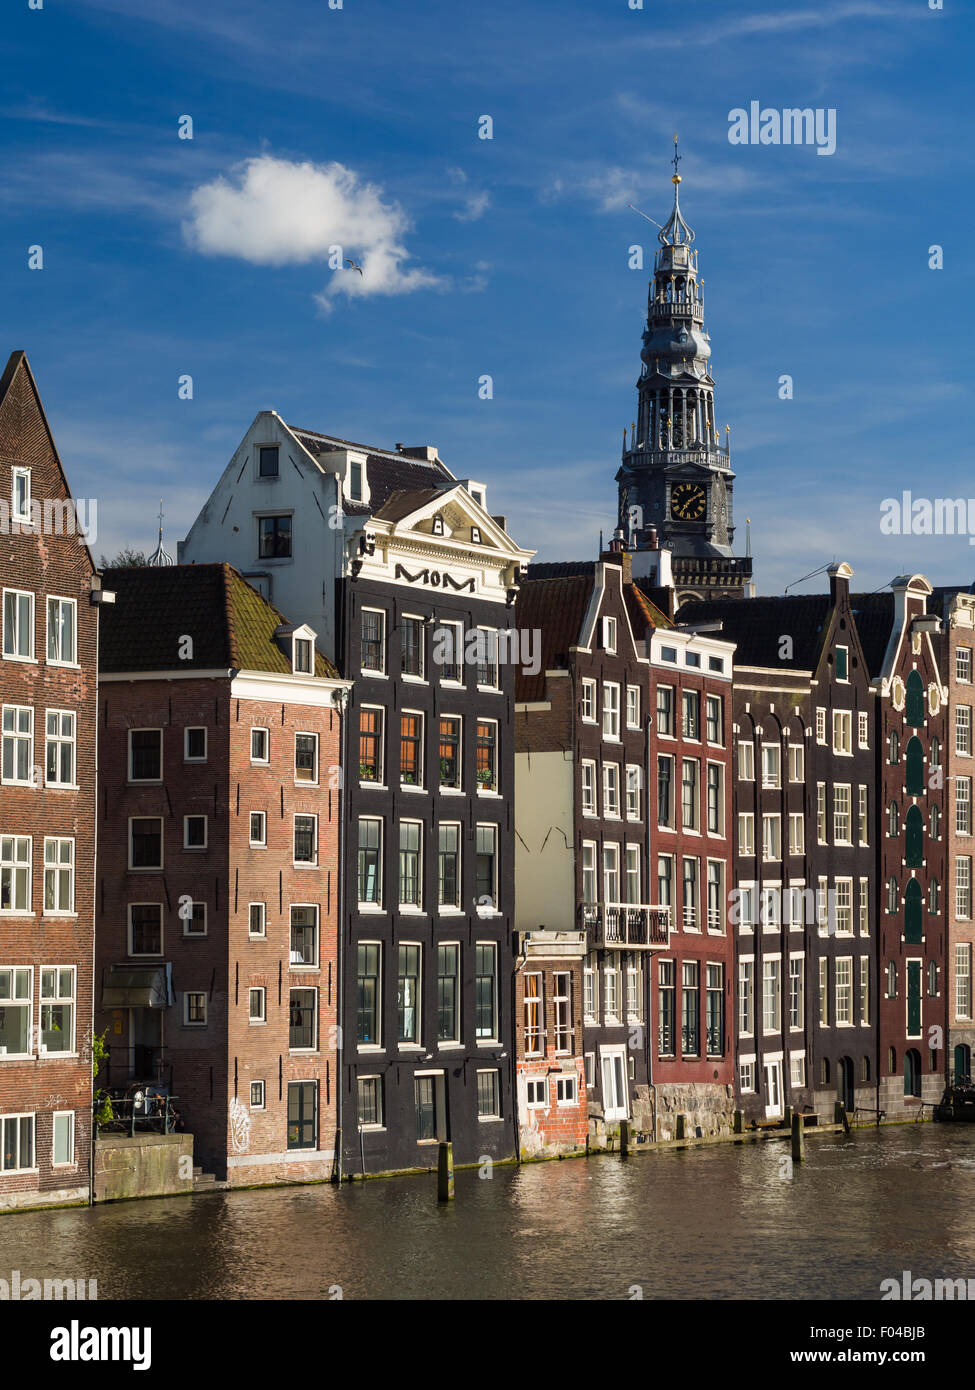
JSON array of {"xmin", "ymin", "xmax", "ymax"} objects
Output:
[{"xmin": 4, "ymin": 1125, "xmax": 975, "ymax": 1300}]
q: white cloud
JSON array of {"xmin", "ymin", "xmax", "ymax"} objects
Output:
[
  {"xmin": 454, "ymin": 190, "xmax": 491, "ymax": 222},
  {"xmin": 183, "ymin": 154, "xmax": 441, "ymax": 307}
]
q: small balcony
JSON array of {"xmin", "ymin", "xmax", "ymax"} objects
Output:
[{"xmin": 578, "ymin": 902, "xmax": 670, "ymax": 950}]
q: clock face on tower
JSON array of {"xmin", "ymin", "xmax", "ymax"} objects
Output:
[{"xmin": 670, "ymin": 482, "xmax": 707, "ymax": 521}]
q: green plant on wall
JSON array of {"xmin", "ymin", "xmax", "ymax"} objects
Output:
[{"xmin": 92, "ymin": 1030, "xmax": 114, "ymax": 1127}]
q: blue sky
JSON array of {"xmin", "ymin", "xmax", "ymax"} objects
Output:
[{"xmin": 2, "ymin": 0, "xmax": 972, "ymax": 592}]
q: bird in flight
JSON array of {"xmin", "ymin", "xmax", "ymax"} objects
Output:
[{"xmin": 344, "ymin": 258, "xmax": 364, "ymax": 276}]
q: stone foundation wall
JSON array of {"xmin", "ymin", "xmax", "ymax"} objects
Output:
[
  {"xmin": 94, "ymin": 1134, "xmax": 194, "ymax": 1202},
  {"xmin": 878, "ymin": 1074, "xmax": 942, "ymax": 1123},
  {"xmin": 654, "ymin": 1082, "xmax": 736, "ymax": 1142}
]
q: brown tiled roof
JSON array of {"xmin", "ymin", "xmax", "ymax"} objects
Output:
[
  {"xmin": 625, "ymin": 581, "xmax": 673, "ymax": 633},
  {"xmin": 514, "ymin": 574, "xmax": 594, "ymax": 702},
  {"xmin": 99, "ymin": 564, "xmax": 338, "ymax": 678}
]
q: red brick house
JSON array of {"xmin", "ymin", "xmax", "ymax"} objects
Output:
[
  {"xmin": 0, "ymin": 351, "xmax": 100, "ymax": 1211},
  {"xmin": 95, "ymin": 564, "xmax": 348, "ymax": 1185}
]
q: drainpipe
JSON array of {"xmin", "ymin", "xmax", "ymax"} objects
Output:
[
  {"xmin": 332, "ymin": 684, "xmax": 351, "ymax": 1181},
  {"xmin": 645, "ymin": 709, "xmax": 658, "ymax": 1142}
]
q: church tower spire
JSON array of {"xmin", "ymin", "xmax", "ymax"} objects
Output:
[{"xmin": 617, "ymin": 137, "xmax": 752, "ymax": 602}]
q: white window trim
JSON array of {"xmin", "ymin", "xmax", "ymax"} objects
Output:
[
  {"xmin": 51, "ymin": 1110, "xmax": 75, "ymax": 1168},
  {"xmin": 248, "ymin": 987, "xmax": 267, "ymax": 1024},
  {"xmin": 44, "ymin": 708, "xmax": 77, "ymax": 790},
  {"xmin": 249, "ymin": 811, "xmax": 268, "ymax": 848},
  {"xmin": 127, "ymin": 728, "xmax": 163, "ymax": 784},
  {"xmin": 127, "ymin": 903, "xmax": 163, "ymax": 958},
  {"xmin": 183, "ymin": 815, "xmax": 208, "ymax": 851},
  {"xmin": 250, "ymin": 727, "xmax": 270, "ymax": 764},
  {"xmin": 293, "ymin": 812, "xmax": 319, "ymax": 868},
  {"xmin": 248, "ymin": 902, "xmax": 267, "ymax": 937},
  {"xmin": 183, "ymin": 991, "xmax": 208, "ymax": 1027},
  {"xmin": 2, "ymin": 588, "xmax": 35, "ymax": 663},
  {"xmin": 127, "ymin": 816, "xmax": 164, "ymax": 872},
  {"xmin": 45, "ymin": 595, "xmax": 79, "ymax": 668},
  {"xmin": 294, "ymin": 730, "xmax": 320, "ymax": 787},
  {"xmin": 11, "ymin": 467, "xmax": 32, "ymax": 524},
  {"xmin": 184, "ymin": 727, "xmax": 208, "ymax": 762}
]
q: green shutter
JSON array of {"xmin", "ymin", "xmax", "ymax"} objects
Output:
[
  {"xmin": 904, "ymin": 878, "xmax": 923, "ymax": 943},
  {"xmin": 907, "ymin": 962, "xmax": 922, "ymax": 1037},
  {"xmin": 905, "ymin": 671, "xmax": 924, "ymax": 727},
  {"xmin": 905, "ymin": 736, "xmax": 924, "ymax": 796},
  {"xmin": 905, "ymin": 805, "xmax": 924, "ymax": 867}
]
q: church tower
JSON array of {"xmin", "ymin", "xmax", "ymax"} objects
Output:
[{"xmin": 617, "ymin": 140, "xmax": 752, "ymax": 602}]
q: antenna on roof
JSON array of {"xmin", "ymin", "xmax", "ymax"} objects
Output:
[{"xmin": 784, "ymin": 562, "xmax": 831, "ymax": 594}]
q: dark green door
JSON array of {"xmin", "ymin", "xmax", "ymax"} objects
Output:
[
  {"xmin": 905, "ymin": 737, "xmax": 924, "ymax": 795},
  {"xmin": 904, "ymin": 878, "xmax": 923, "ymax": 943},
  {"xmin": 907, "ymin": 960, "xmax": 922, "ymax": 1038},
  {"xmin": 906, "ymin": 671, "xmax": 924, "ymax": 727}
]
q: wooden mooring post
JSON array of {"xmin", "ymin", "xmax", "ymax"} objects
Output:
[
  {"xmin": 437, "ymin": 1141, "xmax": 454, "ymax": 1202},
  {"xmin": 791, "ymin": 1111, "xmax": 805, "ymax": 1163}
]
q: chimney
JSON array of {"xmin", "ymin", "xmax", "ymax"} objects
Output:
[
  {"xmin": 828, "ymin": 561, "xmax": 854, "ymax": 607},
  {"xmin": 397, "ymin": 445, "xmax": 439, "ymax": 462}
]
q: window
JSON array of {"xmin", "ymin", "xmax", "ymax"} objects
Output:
[
  {"xmin": 290, "ymin": 905, "xmax": 319, "ymax": 967},
  {"xmin": 1, "ymin": 1114, "xmax": 34, "ymax": 1172},
  {"xmin": 833, "ymin": 709, "xmax": 852, "ymax": 754},
  {"xmin": 860, "ymin": 879, "xmax": 870, "ymax": 935},
  {"xmin": 52, "ymin": 1112, "xmax": 74, "ymax": 1167},
  {"xmin": 414, "ymin": 1075, "xmax": 445, "ymax": 1142},
  {"xmin": 738, "ymin": 741, "xmax": 754, "ymax": 780},
  {"xmin": 705, "ymin": 695, "xmax": 723, "ymax": 744},
  {"xmin": 183, "ymin": 815, "xmax": 207, "ymax": 849},
  {"xmin": 859, "ymin": 957, "xmax": 870, "ymax": 1026},
  {"xmin": 736, "ymin": 959, "xmax": 755, "ymax": 1037},
  {"xmin": 2, "ymin": 589, "xmax": 34, "ymax": 660},
  {"xmin": 762, "ymin": 959, "xmax": 780, "ymax": 1033},
  {"xmin": 858, "ymin": 711, "xmax": 870, "ymax": 748},
  {"xmin": 660, "ymin": 646, "xmax": 677, "ymax": 663},
  {"xmin": 401, "ymin": 616, "xmax": 425, "ymax": 678},
  {"xmin": 400, "ymin": 711, "xmax": 423, "ymax": 786},
  {"xmin": 478, "ymin": 1070, "xmax": 502, "ymax": 1119},
  {"xmin": 706, "ymin": 963, "xmax": 724, "ymax": 1055},
  {"xmin": 603, "ymin": 684, "xmax": 621, "ymax": 740},
  {"xmin": 46, "ymin": 597, "xmax": 76, "ymax": 665},
  {"xmin": 183, "ymin": 992, "xmax": 207, "ymax": 1027},
  {"xmin": 788, "ymin": 744, "xmax": 804, "ymax": 782},
  {"xmin": 43, "ymin": 838, "xmax": 74, "ymax": 914},
  {"xmin": 581, "ymin": 760, "xmax": 596, "ymax": 815},
  {"xmin": 603, "ymin": 763, "xmax": 620, "ymax": 817},
  {"xmin": 958, "ymin": 706, "xmax": 973, "ymax": 756},
  {"xmin": 128, "ymin": 904, "xmax": 161, "ymax": 956},
  {"xmin": 603, "ymin": 843, "xmax": 620, "ymax": 905},
  {"xmin": 681, "ymin": 759, "xmax": 698, "ymax": 830},
  {"xmin": 0, "ymin": 968, "xmax": 31, "ymax": 1054},
  {"xmin": 129, "ymin": 817, "xmax": 163, "ymax": 870},
  {"xmin": 293, "ymin": 637, "xmax": 313, "ymax": 674},
  {"xmin": 183, "ymin": 901, "xmax": 206, "ymax": 936},
  {"xmin": 524, "ymin": 973, "xmax": 543, "ymax": 1054},
  {"xmin": 761, "ymin": 885, "xmax": 781, "ymax": 931},
  {"xmin": 956, "ymin": 944, "xmax": 972, "ymax": 1020},
  {"xmin": 625, "ymin": 845, "xmax": 641, "ymax": 907},
  {"xmin": 836, "ymin": 958, "xmax": 853, "ymax": 1025},
  {"xmin": 790, "ymin": 1054, "xmax": 806, "ymax": 1088},
  {"xmin": 399, "ymin": 823, "xmax": 422, "ymax": 908},
  {"xmin": 657, "ymin": 855, "xmax": 673, "ymax": 922},
  {"xmin": 526, "ymin": 1078, "xmax": 547, "ymax": 1109},
  {"xmin": 475, "ymin": 943, "xmax": 498, "ymax": 1039},
  {"xmin": 958, "ymin": 648, "xmax": 973, "ymax": 683},
  {"xmin": 817, "ymin": 783, "xmax": 827, "ymax": 843},
  {"xmin": 258, "ymin": 515, "xmax": 292, "ymax": 559},
  {"xmin": 958, "ymin": 778, "xmax": 972, "ymax": 835},
  {"xmin": 248, "ymin": 902, "xmax": 266, "ymax": 937},
  {"xmin": 581, "ymin": 678, "xmax": 597, "ymax": 722},
  {"xmin": 706, "ymin": 763, "xmax": 723, "ymax": 835},
  {"xmin": 738, "ymin": 885, "xmax": 756, "ymax": 931},
  {"xmin": 707, "ymin": 861, "xmax": 724, "ymax": 931},
  {"xmin": 604, "ymin": 963, "xmax": 619, "ymax": 1020},
  {"xmin": 437, "ymin": 715, "xmax": 461, "ymax": 790},
  {"xmin": 835, "ymin": 645, "xmax": 849, "ymax": 681},
  {"xmin": 295, "ymin": 733, "xmax": 318, "ymax": 784},
  {"xmin": 438, "ymin": 825, "xmax": 461, "ymax": 909},
  {"xmin": 656, "ymin": 686, "xmax": 674, "ymax": 736},
  {"xmin": 788, "ymin": 813, "xmax": 804, "ymax": 855},
  {"xmin": 739, "ymin": 1061, "xmax": 755, "ymax": 1093},
  {"xmin": 437, "ymin": 944, "xmax": 460, "ymax": 1042},
  {"xmin": 682, "ymin": 856, "xmax": 699, "ymax": 930},
  {"xmin": 858, "ymin": 786, "xmax": 869, "ymax": 846},
  {"xmin": 250, "ymin": 727, "xmax": 269, "ymax": 763},
  {"xmin": 1, "ymin": 705, "xmax": 32, "ymax": 784},
  {"xmin": 555, "ymin": 1075, "xmax": 577, "ymax": 1107},
  {"xmin": 789, "ymin": 958, "xmax": 804, "ymax": 1030},
  {"xmin": 249, "ymin": 811, "xmax": 267, "ymax": 847},
  {"xmin": 887, "ymin": 962, "xmax": 897, "ymax": 999},
  {"xmin": 931, "ymin": 804, "xmax": 941, "ymax": 839},
  {"xmin": 11, "ymin": 466, "xmax": 31, "ymax": 522},
  {"xmin": 835, "ymin": 878, "xmax": 853, "ymax": 935},
  {"xmin": 682, "ymin": 961, "xmax": 700, "ymax": 1055},
  {"xmin": 475, "ymin": 628, "xmax": 499, "ymax": 689},
  {"xmin": 357, "ymin": 943, "xmax": 381, "ymax": 1045},
  {"xmin": 250, "ymin": 1081, "xmax": 266, "ymax": 1110},
  {"xmin": 349, "ymin": 461, "xmax": 364, "ymax": 501},
  {"xmin": 626, "ymin": 685, "xmax": 641, "ymax": 728},
  {"xmin": 582, "ymin": 843, "xmax": 597, "ymax": 907},
  {"xmin": 357, "ymin": 1076, "xmax": 383, "ymax": 1128},
  {"xmin": 834, "ymin": 785, "xmax": 851, "ymax": 844},
  {"xmin": 625, "ymin": 959, "xmax": 641, "ymax": 1021},
  {"xmin": 887, "ymin": 800, "xmax": 900, "ymax": 837},
  {"xmin": 476, "ymin": 721, "xmax": 498, "ymax": 792},
  {"xmin": 184, "ymin": 727, "xmax": 207, "ymax": 762},
  {"xmin": 762, "ymin": 814, "xmax": 781, "ymax": 861},
  {"xmin": 761, "ymin": 744, "xmax": 781, "ymax": 789},
  {"xmin": 258, "ymin": 444, "xmax": 279, "ymax": 477},
  {"xmin": 248, "ymin": 987, "xmax": 266, "ymax": 1024},
  {"xmin": 657, "ymin": 756, "xmax": 674, "ymax": 827},
  {"xmin": 289, "ymin": 987, "xmax": 318, "ymax": 1050},
  {"xmin": 816, "ymin": 708, "xmax": 826, "ymax": 744},
  {"xmin": 681, "ymin": 690, "xmax": 700, "ymax": 740},
  {"xmin": 738, "ymin": 813, "xmax": 754, "ymax": 856},
  {"xmin": 45, "ymin": 710, "xmax": 75, "ymax": 787},
  {"xmin": 957, "ymin": 857, "xmax": 972, "ymax": 920},
  {"xmin": 358, "ymin": 819, "xmax": 382, "ymax": 905},
  {"xmin": 294, "ymin": 814, "xmax": 317, "ymax": 865},
  {"xmin": 435, "ymin": 622, "xmax": 463, "ymax": 682},
  {"xmin": 128, "ymin": 729, "xmax": 162, "ymax": 782},
  {"xmin": 361, "ymin": 609, "xmax": 386, "ymax": 674},
  {"xmin": 287, "ymin": 1081, "xmax": 318, "ymax": 1150},
  {"xmin": 583, "ymin": 962, "xmax": 595, "ymax": 1022},
  {"xmin": 358, "ymin": 708, "xmax": 384, "ymax": 783},
  {"xmin": 475, "ymin": 824, "xmax": 498, "ymax": 909},
  {"xmin": 929, "ymin": 879, "xmax": 940, "ymax": 913},
  {"xmin": 602, "ymin": 616, "xmax": 617, "ymax": 653},
  {"xmin": 819, "ymin": 958, "xmax": 829, "ymax": 1025}
]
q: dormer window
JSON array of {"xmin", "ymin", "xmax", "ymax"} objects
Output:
[
  {"xmin": 432, "ymin": 514, "xmax": 444, "ymax": 536},
  {"xmin": 258, "ymin": 446, "xmax": 279, "ymax": 478},
  {"xmin": 12, "ymin": 468, "xmax": 31, "ymax": 524},
  {"xmin": 350, "ymin": 461, "xmax": 363, "ymax": 501},
  {"xmin": 471, "ymin": 491, "xmax": 483, "ymax": 506},
  {"xmin": 294, "ymin": 638, "xmax": 313, "ymax": 674}
]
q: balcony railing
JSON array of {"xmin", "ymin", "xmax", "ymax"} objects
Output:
[{"xmin": 579, "ymin": 902, "xmax": 670, "ymax": 949}]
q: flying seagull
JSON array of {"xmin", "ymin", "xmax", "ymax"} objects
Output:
[{"xmin": 344, "ymin": 258, "xmax": 364, "ymax": 276}]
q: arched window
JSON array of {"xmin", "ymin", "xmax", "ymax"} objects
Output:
[
  {"xmin": 906, "ymin": 671, "xmax": 924, "ymax": 727},
  {"xmin": 930, "ymin": 805, "xmax": 941, "ymax": 838},
  {"xmin": 888, "ymin": 1046, "xmax": 897, "ymax": 1074},
  {"xmin": 888, "ymin": 730, "xmax": 899, "ymax": 764},
  {"xmin": 905, "ymin": 805, "xmax": 924, "ymax": 866},
  {"xmin": 905, "ymin": 1048, "xmax": 922, "ymax": 1098},
  {"xmin": 931, "ymin": 737, "xmax": 941, "ymax": 770},
  {"xmin": 929, "ymin": 879, "xmax": 940, "ymax": 912},
  {"xmin": 887, "ymin": 802, "xmax": 899, "ymax": 836},
  {"xmin": 905, "ymin": 877, "xmax": 923, "ymax": 944},
  {"xmin": 861, "ymin": 1055, "xmax": 871, "ymax": 1082},
  {"xmin": 954, "ymin": 1044, "xmax": 971, "ymax": 1083},
  {"xmin": 928, "ymin": 961, "xmax": 939, "ymax": 997},
  {"xmin": 821, "ymin": 1058, "xmax": 830, "ymax": 1085},
  {"xmin": 886, "ymin": 961, "xmax": 897, "ymax": 998},
  {"xmin": 887, "ymin": 876, "xmax": 898, "ymax": 912},
  {"xmin": 905, "ymin": 737, "xmax": 924, "ymax": 795}
]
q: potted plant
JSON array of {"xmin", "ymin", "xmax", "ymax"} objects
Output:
[{"xmin": 359, "ymin": 761, "xmax": 376, "ymax": 780}]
